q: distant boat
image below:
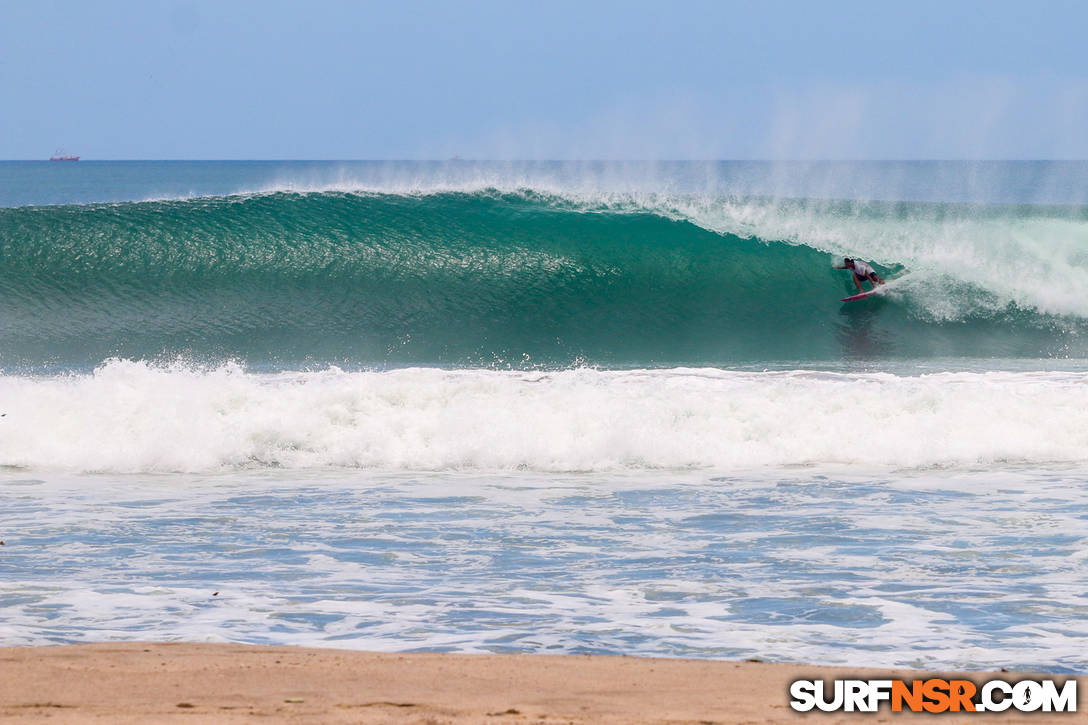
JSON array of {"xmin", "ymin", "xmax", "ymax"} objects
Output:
[{"xmin": 49, "ymin": 150, "xmax": 79, "ymax": 161}]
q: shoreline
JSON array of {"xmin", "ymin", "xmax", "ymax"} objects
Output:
[{"xmin": 0, "ymin": 643, "xmax": 1081, "ymax": 723}]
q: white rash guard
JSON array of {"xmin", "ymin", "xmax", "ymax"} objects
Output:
[{"xmin": 852, "ymin": 261, "xmax": 875, "ymax": 277}]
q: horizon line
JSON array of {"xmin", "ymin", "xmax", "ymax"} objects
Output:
[{"xmin": 5, "ymin": 158, "xmax": 1088, "ymax": 163}]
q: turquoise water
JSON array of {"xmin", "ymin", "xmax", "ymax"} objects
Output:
[
  {"xmin": 1, "ymin": 161, "xmax": 1086, "ymax": 672},
  {"xmin": 3, "ymin": 189, "xmax": 1088, "ymax": 369}
]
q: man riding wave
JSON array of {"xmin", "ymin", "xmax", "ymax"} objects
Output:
[{"xmin": 836, "ymin": 257, "xmax": 884, "ymax": 293}]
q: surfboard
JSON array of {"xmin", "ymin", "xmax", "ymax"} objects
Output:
[
  {"xmin": 840, "ymin": 288, "xmax": 881, "ymax": 302},
  {"xmin": 839, "ymin": 272, "xmax": 908, "ymax": 302}
]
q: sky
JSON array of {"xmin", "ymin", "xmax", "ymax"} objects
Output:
[{"xmin": 1, "ymin": 0, "xmax": 1086, "ymax": 160}]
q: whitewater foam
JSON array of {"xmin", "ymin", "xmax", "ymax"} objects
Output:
[
  {"xmin": 2, "ymin": 360, "xmax": 1087, "ymax": 474},
  {"xmin": 574, "ymin": 192, "xmax": 1088, "ymax": 320},
  {"xmin": 5, "ymin": 466, "xmax": 1088, "ymax": 670}
]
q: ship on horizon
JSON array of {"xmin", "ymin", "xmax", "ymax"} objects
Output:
[{"xmin": 49, "ymin": 149, "xmax": 79, "ymax": 161}]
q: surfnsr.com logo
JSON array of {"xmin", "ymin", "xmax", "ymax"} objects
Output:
[{"xmin": 789, "ymin": 678, "xmax": 1077, "ymax": 713}]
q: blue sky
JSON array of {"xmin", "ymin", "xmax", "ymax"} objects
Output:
[{"xmin": 1, "ymin": 0, "xmax": 1086, "ymax": 159}]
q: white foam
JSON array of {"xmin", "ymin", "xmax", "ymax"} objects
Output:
[
  {"xmin": 2, "ymin": 360, "xmax": 1088, "ymax": 474},
  {"xmin": 5, "ymin": 467, "xmax": 1087, "ymax": 670},
  {"xmin": 615, "ymin": 193, "xmax": 1088, "ymax": 321}
]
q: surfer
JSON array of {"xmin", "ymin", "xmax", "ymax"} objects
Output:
[{"xmin": 836, "ymin": 258, "xmax": 884, "ymax": 292}]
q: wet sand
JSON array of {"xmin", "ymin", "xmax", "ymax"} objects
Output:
[{"xmin": 0, "ymin": 643, "xmax": 1080, "ymax": 724}]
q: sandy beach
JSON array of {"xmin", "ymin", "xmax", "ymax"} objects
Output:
[{"xmin": 0, "ymin": 643, "xmax": 1079, "ymax": 724}]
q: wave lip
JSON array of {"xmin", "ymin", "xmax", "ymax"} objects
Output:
[{"xmin": 2, "ymin": 361, "xmax": 1088, "ymax": 474}]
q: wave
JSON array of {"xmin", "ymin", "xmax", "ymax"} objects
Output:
[
  {"xmin": 2, "ymin": 361, "xmax": 1087, "ymax": 473},
  {"xmin": 1, "ymin": 189, "xmax": 1087, "ymax": 368}
]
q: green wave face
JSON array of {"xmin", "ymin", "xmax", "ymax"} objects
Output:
[{"xmin": 1, "ymin": 190, "xmax": 1086, "ymax": 369}]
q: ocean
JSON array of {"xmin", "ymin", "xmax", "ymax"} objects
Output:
[{"xmin": 1, "ymin": 160, "xmax": 1087, "ymax": 673}]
